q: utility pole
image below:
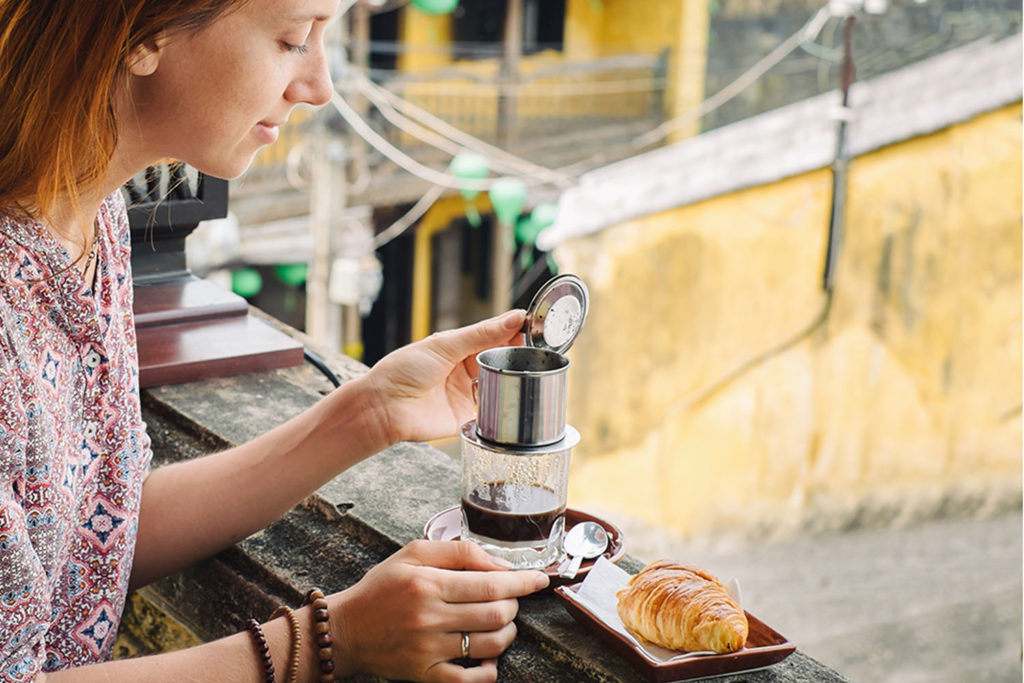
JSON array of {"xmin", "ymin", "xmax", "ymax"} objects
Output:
[
  {"xmin": 497, "ymin": 0, "xmax": 522, "ymax": 148},
  {"xmin": 341, "ymin": 1, "xmax": 373, "ymax": 360},
  {"xmin": 307, "ymin": 136, "xmax": 346, "ymax": 351},
  {"xmin": 490, "ymin": 0, "xmax": 524, "ymax": 315},
  {"xmin": 307, "ymin": 20, "xmax": 348, "ymax": 351},
  {"xmin": 822, "ymin": 14, "xmax": 856, "ymax": 293}
]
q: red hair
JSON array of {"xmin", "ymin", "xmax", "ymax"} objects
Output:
[{"xmin": 0, "ymin": 0, "xmax": 245, "ymax": 225}]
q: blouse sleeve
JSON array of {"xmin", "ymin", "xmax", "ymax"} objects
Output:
[{"xmin": 0, "ymin": 333, "xmax": 50, "ymax": 682}]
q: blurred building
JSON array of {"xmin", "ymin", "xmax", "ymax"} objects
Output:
[
  {"xmin": 200, "ymin": 5, "xmax": 1021, "ymax": 537},
  {"xmin": 541, "ymin": 34, "xmax": 1022, "ymax": 539}
]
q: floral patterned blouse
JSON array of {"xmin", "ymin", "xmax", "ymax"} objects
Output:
[{"xmin": 0, "ymin": 191, "xmax": 151, "ymax": 680}]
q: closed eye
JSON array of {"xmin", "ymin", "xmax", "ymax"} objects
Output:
[{"xmin": 281, "ymin": 42, "xmax": 309, "ymax": 54}]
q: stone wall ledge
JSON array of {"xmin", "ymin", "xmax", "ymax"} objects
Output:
[{"xmin": 129, "ymin": 313, "xmax": 847, "ymax": 682}]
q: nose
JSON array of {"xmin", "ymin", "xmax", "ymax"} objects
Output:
[{"xmin": 287, "ymin": 49, "xmax": 334, "ymax": 107}]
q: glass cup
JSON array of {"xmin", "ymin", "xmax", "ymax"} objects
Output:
[{"xmin": 460, "ymin": 421, "xmax": 578, "ymax": 570}]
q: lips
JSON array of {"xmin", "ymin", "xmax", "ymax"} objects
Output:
[{"xmin": 253, "ymin": 121, "xmax": 280, "ymax": 144}]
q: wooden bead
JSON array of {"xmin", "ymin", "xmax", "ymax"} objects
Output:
[
  {"xmin": 302, "ymin": 588, "xmax": 336, "ymax": 681},
  {"xmin": 245, "ymin": 619, "xmax": 276, "ymax": 683}
]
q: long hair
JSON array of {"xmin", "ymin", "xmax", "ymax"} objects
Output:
[{"xmin": 0, "ymin": 0, "xmax": 245, "ymax": 226}]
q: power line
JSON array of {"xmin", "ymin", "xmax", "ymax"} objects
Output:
[
  {"xmin": 632, "ymin": 6, "xmax": 832, "ymax": 149},
  {"xmin": 355, "ymin": 73, "xmax": 575, "ymax": 188}
]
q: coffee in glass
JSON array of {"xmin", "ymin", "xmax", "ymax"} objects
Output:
[{"xmin": 460, "ymin": 421, "xmax": 577, "ymax": 569}]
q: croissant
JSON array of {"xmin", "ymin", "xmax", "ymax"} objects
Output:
[{"xmin": 616, "ymin": 559, "xmax": 748, "ymax": 653}]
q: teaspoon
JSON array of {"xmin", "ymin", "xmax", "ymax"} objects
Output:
[{"xmin": 559, "ymin": 521, "xmax": 609, "ymax": 580}]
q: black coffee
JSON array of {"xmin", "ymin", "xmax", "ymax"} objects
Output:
[{"xmin": 462, "ymin": 481, "xmax": 564, "ymax": 543}]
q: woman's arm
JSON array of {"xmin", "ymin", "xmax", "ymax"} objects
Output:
[
  {"xmin": 130, "ymin": 310, "xmax": 525, "ymax": 589},
  {"xmin": 44, "ymin": 541, "xmax": 547, "ymax": 683}
]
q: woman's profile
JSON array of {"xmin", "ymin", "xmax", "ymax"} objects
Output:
[{"xmin": 0, "ymin": 1, "xmax": 547, "ymax": 680}]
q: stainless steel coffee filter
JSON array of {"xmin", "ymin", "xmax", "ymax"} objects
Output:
[
  {"xmin": 475, "ymin": 346, "xmax": 568, "ymax": 446},
  {"xmin": 523, "ymin": 274, "xmax": 589, "ymax": 355}
]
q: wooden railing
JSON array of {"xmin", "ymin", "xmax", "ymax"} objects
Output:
[
  {"xmin": 244, "ymin": 52, "xmax": 669, "ymax": 191},
  {"xmin": 376, "ymin": 52, "xmax": 669, "ymax": 145}
]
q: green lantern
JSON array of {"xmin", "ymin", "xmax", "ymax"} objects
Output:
[
  {"xmin": 488, "ymin": 177, "xmax": 528, "ymax": 227},
  {"xmin": 515, "ymin": 215, "xmax": 539, "ymax": 246},
  {"xmin": 516, "ymin": 202, "xmax": 558, "ymax": 269},
  {"xmin": 529, "ymin": 202, "xmax": 558, "ymax": 233},
  {"xmin": 451, "ymin": 152, "xmax": 489, "ymax": 227},
  {"xmin": 274, "ymin": 262, "xmax": 308, "ymax": 287},
  {"xmin": 231, "ymin": 267, "xmax": 263, "ymax": 299},
  {"xmin": 412, "ymin": 0, "xmax": 458, "ymax": 15}
]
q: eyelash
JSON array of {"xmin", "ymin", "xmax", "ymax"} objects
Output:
[{"xmin": 283, "ymin": 42, "xmax": 309, "ymax": 54}]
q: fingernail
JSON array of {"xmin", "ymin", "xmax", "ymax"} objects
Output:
[
  {"xmin": 534, "ymin": 573, "xmax": 550, "ymax": 591},
  {"xmin": 489, "ymin": 555, "xmax": 513, "ymax": 569}
]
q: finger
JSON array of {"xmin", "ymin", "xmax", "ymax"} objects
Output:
[
  {"xmin": 427, "ymin": 310, "xmax": 525, "ymax": 367},
  {"xmin": 403, "ymin": 539, "xmax": 515, "ymax": 571},
  {"xmin": 452, "ymin": 621, "xmax": 518, "ymax": 661},
  {"xmin": 427, "ymin": 659, "xmax": 498, "ymax": 683},
  {"xmin": 436, "ymin": 568, "xmax": 549, "ymax": 603},
  {"xmin": 461, "ymin": 327, "xmax": 525, "ymax": 380},
  {"xmin": 432, "ymin": 597, "xmax": 520, "ymax": 635}
]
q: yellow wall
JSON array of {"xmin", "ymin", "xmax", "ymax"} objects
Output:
[
  {"xmin": 556, "ymin": 104, "xmax": 1023, "ymax": 539},
  {"xmin": 395, "ymin": 1, "xmax": 708, "ymax": 138},
  {"xmin": 398, "ymin": 8, "xmax": 454, "ymax": 72}
]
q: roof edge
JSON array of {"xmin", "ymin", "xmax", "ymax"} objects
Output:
[{"xmin": 539, "ymin": 33, "xmax": 1023, "ymax": 250}]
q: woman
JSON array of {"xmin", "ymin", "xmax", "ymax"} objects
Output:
[{"xmin": 0, "ymin": 1, "xmax": 548, "ymax": 681}]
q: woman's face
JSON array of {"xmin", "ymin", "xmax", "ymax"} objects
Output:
[{"xmin": 121, "ymin": 0, "xmax": 339, "ymax": 179}]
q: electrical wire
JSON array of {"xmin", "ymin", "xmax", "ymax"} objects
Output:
[
  {"xmin": 371, "ymin": 76, "xmax": 668, "ymax": 97},
  {"xmin": 351, "ymin": 79, "xmax": 474, "ymax": 159},
  {"xmin": 303, "ymin": 348, "xmax": 341, "ymax": 388},
  {"xmin": 334, "ymin": 0, "xmax": 1008, "ymax": 264},
  {"xmin": 336, "ymin": 7, "xmax": 835, "ymax": 265},
  {"xmin": 330, "ymin": 91, "xmax": 493, "ymax": 190},
  {"xmin": 673, "ymin": 289, "xmax": 833, "ymax": 414},
  {"xmin": 356, "ymin": 74, "xmax": 576, "ymax": 188},
  {"xmin": 372, "ymin": 183, "xmax": 445, "ymax": 249},
  {"xmin": 631, "ymin": 6, "xmax": 833, "ymax": 149},
  {"xmin": 653, "ymin": 8, "xmax": 863, "ymax": 415},
  {"xmin": 353, "ymin": 74, "xmax": 574, "ymax": 187},
  {"xmin": 332, "ymin": 86, "xmax": 576, "ymax": 196}
]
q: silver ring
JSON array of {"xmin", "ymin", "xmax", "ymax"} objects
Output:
[{"xmin": 460, "ymin": 632, "xmax": 471, "ymax": 659}]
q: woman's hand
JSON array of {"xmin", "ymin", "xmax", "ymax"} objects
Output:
[
  {"xmin": 360, "ymin": 309, "xmax": 525, "ymax": 446},
  {"xmin": 330, "ymin": 540, "xmax": 549, "ymax": 682}
]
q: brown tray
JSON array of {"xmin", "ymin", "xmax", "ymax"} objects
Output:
[
  {"xmin": 423, "ymin": 506, "xmax": 626, "ymax": 590},
  {"xmin": 555, "ymin": 582, "xmax": 796, "ymax": 682}
]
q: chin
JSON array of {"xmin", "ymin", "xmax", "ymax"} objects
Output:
[{"xmin": 184, "ymin": 151, "xmax": 261, "ymax": 181}]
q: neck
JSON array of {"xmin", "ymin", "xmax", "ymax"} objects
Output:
[
  {"xmin": 47, "ymin": 128, "xmax": 153, "ymax": 250},
  {"xmin": 45, "ymin": 83, "xmax": 163, "ymax": 254}
]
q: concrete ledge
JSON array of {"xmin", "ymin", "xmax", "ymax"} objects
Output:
[{"xmin": 127, "ymin": 317, "xmax": 847, "ymax": 681}]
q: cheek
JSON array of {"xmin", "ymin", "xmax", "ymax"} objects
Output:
[{"xmin": 160, "ymin": 76, "xmax": 257, "ymax": 151}]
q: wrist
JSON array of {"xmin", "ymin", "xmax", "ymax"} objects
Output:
[
  {"xmin": 326, "ymin": 590, "xmax": 360, "ymax": 679},
  {"xmin": 340, "ymin": 373, "xmax": 398, "ymax": 452},
  {"xmin": 316, "ymin": 374, "xmax": 395, "ymax": 460}
]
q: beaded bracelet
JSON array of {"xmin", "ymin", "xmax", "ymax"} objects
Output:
[
  {"xmin": 245, "ymin": 618, "xmax": 276, "ymax": 683},
  {"xmin": 303, "ymin": 588, "xmax": 335, "ymax": 683},
  {"xmin": 269, "ymin": 605, "xmax": 303, "ymax": 683}
]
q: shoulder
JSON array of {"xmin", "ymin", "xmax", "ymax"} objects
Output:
[
  {"xmin": 0, "ymin": 212, "xmax": 46, "ymax": 286},
  {"xmin": 98, "ymin": 190, "xmax": 131, "ymax": 248}
]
